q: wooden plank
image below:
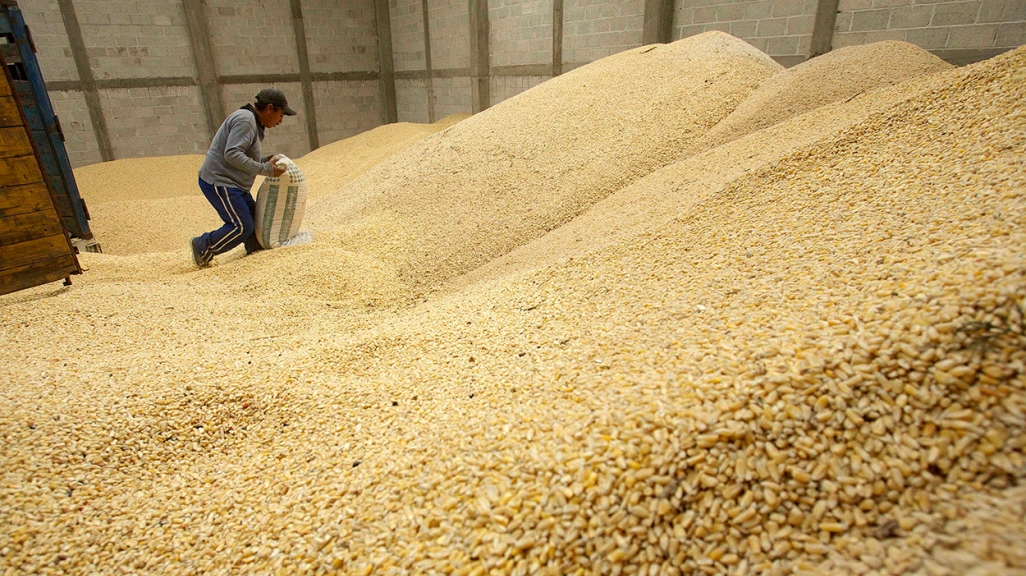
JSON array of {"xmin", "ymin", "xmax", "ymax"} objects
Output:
[
  {"xmin": 0, "ymin": 95, "xmax": 20, "ymax": 126},
  {"xmin": 0, "ymin": 233, "xmax": 69, "ymax": 271},
  {"xmin": 0, "ymin": 254, "xmax": 78, "ymax": 296},
  {"xmin": 18, "ymin": 93, "xmax": 45, "ymax": 132},
  {"xmin": 0, "ymin": 207, "xmax": 63, "ymax": 245},
  {"xmin": 0, "ymin": 76, "xmax": 10, "ymax": 97},
  {"xmin": 0, "ymin": 155, "xmax": 43, "ymax": 187},
  {"xmin": 0, "ymin": 42, "xmax": 19, "ymax": 64},
  {"xmin": 0, "ymin": 125, "xmax": 32, "ymax": 158},
  {"xmin": 50, "ymin": 192, "xmax": 75, "ymax": 219},
  {"xmin": 0, "ymin": 15, "xmax": 82, "ymax": 262},
  {"xmin": 0, "ymin": 182, "xmax": 50, "ymax": 216}
]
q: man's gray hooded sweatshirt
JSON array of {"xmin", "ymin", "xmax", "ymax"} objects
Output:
[{"xmin": 199, "ymin": 104, "xmax": 276, "ymax": 190}]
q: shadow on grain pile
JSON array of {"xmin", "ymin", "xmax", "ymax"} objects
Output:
[{"xmin": 305, "ymin": 31, "xmax": 781, "ymax": 293}]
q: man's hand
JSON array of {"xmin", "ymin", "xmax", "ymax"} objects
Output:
[{"xmin": 269, "ymin": 154, "xmax": 286, "ymax": 177}]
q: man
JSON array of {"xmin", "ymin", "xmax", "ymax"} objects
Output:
[{"xmin": 190, "ymin": 88, "xmax": 297, "ymax": 267}]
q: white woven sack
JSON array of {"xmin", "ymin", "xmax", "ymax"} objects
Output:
[{"xmin": 254, "ymin": 156, "xmax": 308, "ymax": 249}]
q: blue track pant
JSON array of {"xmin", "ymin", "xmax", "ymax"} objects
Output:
[{"xmin": 196, "ymin": 176, "xmax": 259, "ymax": 258}]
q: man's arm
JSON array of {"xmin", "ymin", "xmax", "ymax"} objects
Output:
[{"xmin": 224, "ymin": 117, "xmax": 274, "ymax": 176}]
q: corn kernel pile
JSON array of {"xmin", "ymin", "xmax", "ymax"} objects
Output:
[{"xmin": 2, "ymin": 33, "xmax": 1024, "ymax": 575}]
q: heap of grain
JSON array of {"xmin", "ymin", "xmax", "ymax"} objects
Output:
[
  {"xmin": 0, "ymin": 40, "xmax": 1024, "ymax": 576},
  {"xmin": 74, "ymin": 117, "xmax": 464, "ymax": 255},
  {"xmin": 306, "ymin": 31, "xmax": 781, "ymax": 289},
  {"xmin": 295, "ymin": 46, "xmax": 1026, "ymax": 575},
  {"xmin": 73, "ymin": 155, "xmax": 219, "ymax": 255},
  {"xmin": 694, "ymin": 41, "xmax": 952, "ymax": 151},
  {"xmin": 456, "ymin": 64, "xmax": 951, "ymax": 288},
  {"xmin": 296, "ymin": 114, "xmax": 468, "ymax": 202}
]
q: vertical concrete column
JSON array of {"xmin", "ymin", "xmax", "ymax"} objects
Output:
[
  {"xmin": 642, "ymin": 0, "xmax": 675, "ymax": 45},
  {"xmin": 421, "ymin": 0, "xmax": 436, "ymax": 123},
  {"xmin": 810, "ymin": 0, "xmax": 841, "ymax": 58},
  {"xmin": 468, "ymin": 0, "xmax": 489, "ymax": 113},
  {"xmin": 375, "ymin": 0, "xmax": 398, "ymax": 124},
  {"xmin": 289, "ymin": 0, "xmax": 319, "ymax": 150},
  {"xmin": 56, "ymin": 0, "xmax": 113, "ymax": 162},
  {"xmin": 552, "ymin": 0, "xmax": 563, "ymax": 77},
  {"xmin": 182, "ymin": 0, "xmax": 224, "ymax": 138}
]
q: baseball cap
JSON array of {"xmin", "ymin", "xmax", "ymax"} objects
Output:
[{"xmin": 255, "ymin": 88, "xmax": 298, "ymax": 116}]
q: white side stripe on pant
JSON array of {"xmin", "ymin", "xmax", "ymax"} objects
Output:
[{"xmin": 208, "ymin": 185, "xmax": 246, "ymax": 253}]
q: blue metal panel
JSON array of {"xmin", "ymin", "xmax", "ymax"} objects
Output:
[{"xmin": 2, "ymin": 3, "xmax": 92, "ymax": 240}]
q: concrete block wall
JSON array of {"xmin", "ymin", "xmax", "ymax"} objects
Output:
[
  {"xmin": 490, "ymin": 74, "xmax": 547, "ymax": 102},
  {"xmin": 14, "ymin": 0, "xmax": 1026, "ymax": 170},
  {"xmin": 562, "ymin": 0, "xmax": 646, "ymax": 65},
  {"xmin": 305, "ymin": 0, "xmax": 378, "ymax": 74},
  {"xmin": 14, "ymin": 1, "xmax": 76, "ymax": 82},
  {"xmin": 204, "ymin": 0, "xmax": 299, "ymax": 77},
  {"xmin": 17, "ymin": 0, "xmax": 386, "ymax": 168},
  {"xmin": 99, "ymin": 85, "xmax": 208, "ymax": 158},
  {"xmin": 433, "ymin": 76, "xmax": 473, "ymax": 118},
  {"xmin": 396, "ymin": 78, "xmax": 432, "ymax": 123},
  {"xmin": 315, "ymin": 80, "xmax": 384, "ymax": 143},
  {"xmin": 674, "ymin": 0, "xmax": 818, "ymax": 66},
  {"xmin": 48, "ymin": 90, "xmax": 102, "ymax": 165},
  {"xmin": 490, "ymin": 0, "xmax": 553, "ymax": 67},
  {"xmin": 428, "ymin": 0, "xmax": 472, "ymax": 70},
  {"xmin": 834, "ymin": 0, "xmax": 1026, "ymax": 63},
  {"xmin": 77, "ymin": 1, "xmax": 195, "ymax": 80},
  {"xmin": 391, "ymin": 0, "xmax": 428, "ymax": 72}
]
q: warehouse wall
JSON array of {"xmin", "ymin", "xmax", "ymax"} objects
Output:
[
  {"xmin": 390, "ymin": 0, "xmax": 430, "ymax": 122},
  {"xmin": 391, "ymin": 0, "xmax": 427, "ymax": 72},
  {"xmin": 45, "ymin": 90, "xmax": 97, "ymax": 162},
  {"xmin": 424, "ymin": 0, "xmax": 473, "ymax": 119},
  {"xmin": 490, "ymin": 0, "xmax": 551, "ymax": 67},
  {"xmin": 305, "ymin": 1, "xmax": 379, "ymax": 73},
  {"xmin": 397, "ymin": 0, "xmax": 1023, "ymax": 129},
  {"xmin": 88, "ymin": 5, "xmax": 196, "ymax": 80},
  {"xmin": 98, "ymin": 86, "xmax": 208, "ymax": 159},
  {"xmin": 833, "ymin": 0, "xmax": 1026, "ymax": 64},
  {"xmin": 18, "ymin": 2, "xmax": 74, "ymax": 82},
  {"xmin": 674, "ymin": 0, "xmax": 818, "ymax": 66},
  {"xmin": 15, "ymin": 0, "xmax": 1024, "ymax": 168},
  {"xmin": 17, "ymin": 0, "xmax": 384, "ymax": 168},
  {"xmin": 562, "ymin": 0, "xmax": 646, "ymax": 66}
]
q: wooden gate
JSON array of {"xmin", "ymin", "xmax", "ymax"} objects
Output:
[{"xmin": 0, "ymin": 46, "xmax": 79, "ymax": 296}]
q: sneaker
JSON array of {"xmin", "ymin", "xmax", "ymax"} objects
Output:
[
  {"xmin": 190, "ymin": 237, "xmax": 211, "ymax": 267},
  {"xmin": 244, "ymin": 234, "xmax": 264, "ymax": 256}
]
